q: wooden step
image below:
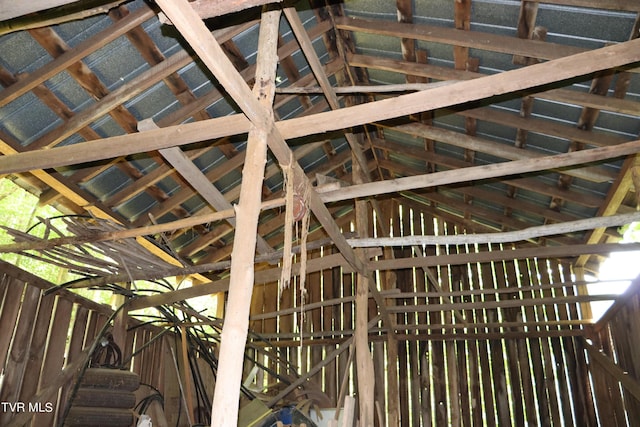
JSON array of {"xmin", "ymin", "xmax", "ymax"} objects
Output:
[
  {"xmin": 79, "ymin": 368, "xmax": 140, "ymax": 391},
  {"xmin": 64, "ymin": 407, "xmax": 133, "ymax": 427},
  {"xmin": 72, "ymin": 387, "xmax": 136, "ymax": 409}
]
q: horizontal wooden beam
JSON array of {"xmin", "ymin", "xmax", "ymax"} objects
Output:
[
  {"xmin": 0, "ymin": 0, "xmax": 89, "ymax": 20},
  {"xmin": 349, "ymin": 53, "xmax": 640, "ymax": 117},
  {"xmin": 374, "ymin": 242, "xmax": 640, "ymax": 269},
  {"xmin": 250, "ymin": 282, "xmax": 613, "ymax": 321},
  {"xmin": 387, "ymin": 293, "xmax": 619, "ymax": 314},
  {"xmin": 0, "ymin": 0, "xmax": 129, "ymax": 35},
  {"xmin": 256, "ymin": 329, "xmax": 587, "ymax": 347},
  {"xmin": 320, "ymin": 139, "xmax": 640, "ymax": 203},
  {"xmin": 189, "ymin": 0, "xmax": 282, "ymax": 19},
  {"xmin": 349, "ymin": 212, "xmax": 640, "ymax": 247},
  {"xmin": 333, "ymin": 15, "xmax": 633, "ymax": 65},
  {"xmin": 530, "ymin": 0, "xmax": 640, "ymax": 12},
  {"xmin": 125, "ymin": 251, "xmax": 357, "ymax": 311},
  {"xmin": 386, "ymin": 122, "xmax": 616, "ymax": 183},
  {"xmin": 256, "ymin": 319, "xmax": 593, "ymax": 341}
]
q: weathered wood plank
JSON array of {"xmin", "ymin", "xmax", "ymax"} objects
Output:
[
  {"xmin": 349, "ymin": 53, "xmax": 640, "ymax": 116},
  {"xmin": 319, "ymin": 139, "xmax": 640, "ymax": 204},
  {"xmin": 17, "ymin": 291, "xmax": 56, "ymax": 407},
  {"xmin": 0, "ymin": 279, "xmax": 25, "ymax": 371},
  {"xmin": 334, "ymin": 16, "xmax": 584, "ymax": 61},
  {"xmin": 186, "ymin": 0, "xmax": 282, "ymax": 19},
  {"xmin": 0, "ymin": 285, "xmax": 41, "ymax": 426},
  {"xmin": 385, "ymin": 121, "xmax": 615, "ymax": 183},
  {"xmin": 584, "ymin": 337, "xmax": 640, "ymax": 402},
  {"xmin": 33, "ymin": 297, "xmax": 73, "ymax": 427},
  {"xmin": 0, "ymin": 0, "xmax": 102, "ymax": 23}
]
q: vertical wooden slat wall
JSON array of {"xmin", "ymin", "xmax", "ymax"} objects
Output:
[
  {"xmin": 243, "ymin": 202, "xmax": 640, "ymax": 427},
  {"xmin": 0, "ymin": 262, "xmax": 172, "ymax": 427}
]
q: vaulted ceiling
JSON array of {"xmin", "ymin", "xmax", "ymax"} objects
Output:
[{"xmin": 0, "ymin": 0, "xmax": 639, "ymax": 285}]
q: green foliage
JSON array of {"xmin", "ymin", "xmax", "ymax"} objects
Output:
[
  {"xmin": 0, "ymin": 179, "xmax": 76, "ymax": 282},
  {"xmin": 0, "ymin": 179, "xmax": 113, "ymax": 305},
  {"xmin": 619, "ymin": 221, "xmax": 640, "ymax": 242}
]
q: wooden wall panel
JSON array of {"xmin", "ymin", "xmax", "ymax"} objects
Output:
[
  {"xmin": 0, "ymin": 262, "xmax": 173, "ymax": 427},
  {"xmin": 0, "ymin": 284, "xmax": 40, "ymax": 426},
  {"xmin": 0, "ymin": 278, "xmax": 25, "ymax": 371}
]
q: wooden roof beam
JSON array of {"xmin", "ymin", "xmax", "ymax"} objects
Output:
[
  {"xmin": 334, "ymin": 16, "xmax": 618, "ymax": 64},
  {"xmin": 528, "ymin": 0, "xmax": 640, "ymax": 12},
  {"xmin": 0, "ymin": 4, "xmax": 156, "ymax": 106},
  {"xmin": 0, "ymin": 0, "xmax": 120, "ymax": 21},
  {"xmin": 349, "ymin": 53, "xmax": 640, "ymax": 117},
  {"xmin": 320, "ymin": 138, "xmax": 640, "ymax": 203},
  {"xmin": 576, "ymin": 153, "xmax": 640, "ymax": 268},
  {"xmin": 384, "ymin": 121, "xmax": 616, "ymax": 183},
  {"xmin": 372, "ymin": 137, "xmax": 604, "ymax": 208},
  {"xmin": 0, "ymin": 38, "xmax": 639, "ymax": 174}
]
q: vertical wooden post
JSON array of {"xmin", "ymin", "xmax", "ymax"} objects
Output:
[
  {"xmin": 206, "ymin": 7, "xmax": 281, "ymax": 426},
  {"xmin": 381, "ymin": 200, "xmax": 401, "ymax": 427},
  {"xmin": 573, "ymin": 266, "xmax": 593, "ymax": 320},
  {"xmin": 353, "ymin": 151, "xmax": 375, "ymax": 426}
]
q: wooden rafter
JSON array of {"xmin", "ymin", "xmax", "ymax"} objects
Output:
[{"xmin": 1, "ymin": 36, "xmax": 637, "ymax": 177}]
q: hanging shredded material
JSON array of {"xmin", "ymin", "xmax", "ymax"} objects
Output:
[
  {"xmin": 297, "ymin": 186, "xmax": 310, "ymax": 348},
  {"xmin": 278, "ymin": 156, "xmax": 311, "ymax": 302},
  {"xmin": 279, "ymin": 158, "xmax": 295, "ymax": 296},
  {"xmin": 297, "ymin": 182, "xmax": 311, "ymax": 300},
  {"xmin": 279, "ymin": 155, "xmax": 311, "ymax": 349}
]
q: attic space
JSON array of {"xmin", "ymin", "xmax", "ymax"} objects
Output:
[{"xmin": 1, "ymin": 0, "xmax": 640, "ymax": 426}]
